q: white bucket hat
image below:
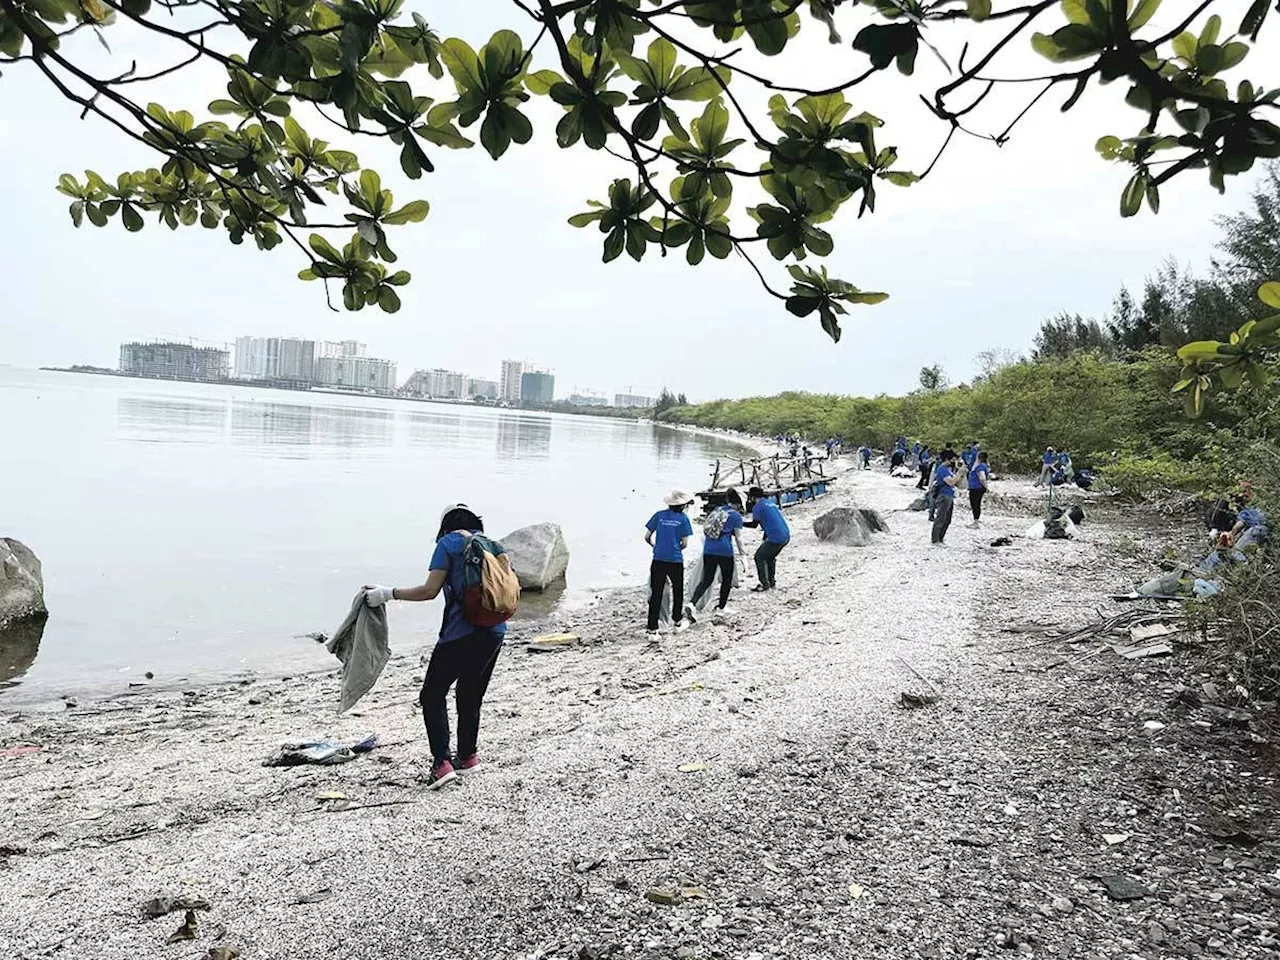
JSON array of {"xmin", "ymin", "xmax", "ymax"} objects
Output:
[
  {"xmin": 663, "ymin": 490, "xmax": 693, "ymax": 507},
  {"xmin": 439, "ymin": 503, "xmax": 480, "ymax": 525}
]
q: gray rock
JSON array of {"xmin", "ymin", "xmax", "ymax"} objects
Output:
[
  {"xmin": 812, "ymin": 507, "xmax": 889, "ymax": 547},
  {"xmin": 500, "ymin": 523, "xmax": 570, "ymax": 591},
  {"xmin": 1051, "ymin": 896, "xmax": 1074, "ymax": 915},
  {"xmin": 0, "ymin": 538, "xmax": 45, "ymax": 627}
]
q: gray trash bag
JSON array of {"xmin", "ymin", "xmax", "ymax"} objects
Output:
[
  {"xmin": 1137, "ymin": 569, "xmax": 1188, "ymax": 598},
  {"xmin": 907, "ymin": 497, "xmax": 928, "ymax": 512},
  {"xmin": 687, "ymin": 554, "xmax": 742, "ymax": 612}
]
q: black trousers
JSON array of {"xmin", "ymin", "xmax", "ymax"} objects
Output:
[
  {"xmin": 755, "ymin": 540, "xmax": 785, "ymax": 587},
  {"xmin": 932, "ymin": 496, "xmax": 955, "ymax": 543},
  {"xmin": 648, "ymin": 560, "xmax": 684, "ymax": 630},
  {"xmin": 917, "ymin": 465, "xmax": 931, "ymax": 489},
  {"xmin": 969, "ymin": 487, "xmax": 986, "ymax": 520},
  {"xmin": 690, "ymin": 554, "xmax": 735, "ymax": 610},
  {"xmin": 420, "ymin": 632, "xmax": 503, "ymax": 765}
]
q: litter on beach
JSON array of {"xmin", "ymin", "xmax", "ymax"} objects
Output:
[{"xmin": 263, "ymin": 734, "xmax": 378, "ymax": 767}]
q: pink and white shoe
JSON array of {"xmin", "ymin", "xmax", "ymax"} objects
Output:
[
  {"xmin": 427, "ymin": 759, "xmax": 457, "ymax": 790},
  {"xmin": 453, "ymin": 754, "xmax": 485, "ymax": 774}
]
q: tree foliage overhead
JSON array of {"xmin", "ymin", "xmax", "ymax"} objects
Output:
[{"xmin": 3, "ymin": 0, "xmax": 1279, "ymax": 336}]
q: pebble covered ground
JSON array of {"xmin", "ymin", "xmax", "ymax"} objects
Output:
[{"xmin": 1, "ymin": 464, "xmax": 1277, "ymax": 960}]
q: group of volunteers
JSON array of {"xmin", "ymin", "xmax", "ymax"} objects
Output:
[{"xmin": 644, "ymin": 486, "xmax": 792, "ymax": 635}]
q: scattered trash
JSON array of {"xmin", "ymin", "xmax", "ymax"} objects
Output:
[
  {"xmin": 899, "ymin": 690, "xmax": 938, "ymax": 709},
  {"xmin": 679, "ymin": 886, "xmax": 708, "ymax": 900},
  {"xmin": 301, "ymin": 631, "xmax": 327, "ymax": 644},
  {"xmin": 527, "ymin": 632, "xmax": 581, "ymax": 653},
  {"xmin": 1096, "ymin": 874, "xmax": 1152, "ymax": 901},
  {"xmin": 644, "ymin": 887, "xmax": 682, "ymax": 906},
  {"xmin": 315, "ymin": 790, "xmax": 348, "ymax": 801},
  {"xmin": 946, "ymin": 835, "xmax": 993, "ymax": 848},
  {"xmin": 0, "ymin": 844, "xmax": 28, "ymax": 857},
  {"xmin": 142, "ymin": 895, "xmax": 211, "ymax": 920},
  {"xmin": 990, "ymin": 536, "xmax": 1013, "ymax": 547},
  {"xmin": 677, "ymin": 762, "xmax": 707, "ymax": 773},
  {"xmin": 1130, "ymin": 622, "xmax": 1176, "ymax": 643},
  {"xmin": 208, "ymin": 947, "xmax": 241, "ymax": 960},
  {"xmin": 1143, "ymin": 720, "xmax": 1166, "ymax": 732},
  {"xmin": 1003, "ymin": 802, "xmax": 1019, "ymax": 817},
  {"xmin": 1103, "ymin": 833, "xmax": 1131, "ymax": 846},
  {"xmin": 1110, "ymin": 640, "xmax": 1173, "ymax": 659},
  {"xmin": 1203, "ymin": 705, "xmax": 1252, "ymax": 728},
  {"xmin": 263, "ymin": 734, "xmax": 377, "ymax": 767},
  {"xmin": 848, "ymin": 882, "xmax": 865, "ymax": 900},
  {"xmin": 573, "ymin": 857, "xmax": 604, "ymax": 874},
  {"xmin": 293, "ymin": 888, "xmax": 334, "ymax": 905},
  {"xmin": 166, "ymin": 910, "xmax": 199, "ymax": 944},
  {"xmin": 0, "ymin": 745, "xmax": 40, "ymax": 759}
]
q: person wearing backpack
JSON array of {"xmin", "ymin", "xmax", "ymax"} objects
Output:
[
  {"xmin": 645, "ymin": 491, "xmax": 695, "ymax": 635},
  {"xmin": 685, "ymin": 489, "xmax": 746, "ymax": 621},
  {"xmin": 363, "ymin": 504, "xmax": 516, "ymax": 791},
  {"xmin": 931, "ymin": 454, "xmax": 960, "ymax": 544}
]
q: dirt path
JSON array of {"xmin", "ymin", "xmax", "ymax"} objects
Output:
[{"xmin": 2, "ymin": 465, "xmax": 1277, "ymax": 959}]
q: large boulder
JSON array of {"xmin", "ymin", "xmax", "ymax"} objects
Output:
[
  {"xmin": 0, "ymin": 538, "xmax": 46, "ymax": 627},
  {"xmin": 501, "ymin": 523, "xmax": 570, "ymax": 591},
  {"xmin": 813, "ymin": 507, "xmax": 889, "ymax": 547}
]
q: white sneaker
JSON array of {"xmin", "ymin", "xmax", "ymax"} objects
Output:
[
  {"xmin": 674, "ymin": 621, "xmax": 688, "ymax": 633},
  {"xmin": 683, "ymin": 603, "xmax": 698, "ymax": 624}
]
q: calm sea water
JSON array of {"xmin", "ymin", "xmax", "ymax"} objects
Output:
[{"xmin": 0, "ymin": 369, "xmax": 752, "ymax": 699}]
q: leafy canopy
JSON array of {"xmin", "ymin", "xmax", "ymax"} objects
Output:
[{"xmin": 4, "ymin": 0, "xmax": 1279, "ymax": 338}]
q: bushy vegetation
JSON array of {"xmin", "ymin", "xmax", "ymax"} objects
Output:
[{"xmin": 663, "ymin": 166, "xmax": 1280, "ymax": 501}]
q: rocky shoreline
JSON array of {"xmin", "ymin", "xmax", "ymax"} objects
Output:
[{"xmin": 1, "ymin": 465, "xmax": 1277, "ymax": 960}]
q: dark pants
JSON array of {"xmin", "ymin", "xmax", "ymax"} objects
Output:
[
  {"xmin": 755, "ymin": 540, "xmax": 786, "ymax": 587},
  {"xmin": 917, "ymin": 465, "xmax": 930, "ymax": 489},
  {"xmin": 932, "ymin": 496, "xmax": 954, "ymax": 543},
  {"xmin": 691, "ymin": 554, "xmax": 735, "ymax": 609},
  {"xmin": 420, "ymin": 632, "xmax": 503, "ymax": 765},
  {"xmin": 647, "ymin": 560, "xmax": 684, "ymax": 630},
  {"xmin": 969, "ymin": 487, "xmax": 985, "ymax": 521}
]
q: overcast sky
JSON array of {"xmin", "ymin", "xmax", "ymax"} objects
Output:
[{"xmin": 1, "ymin": 1, "xmax": 1272, "ymax": 401}]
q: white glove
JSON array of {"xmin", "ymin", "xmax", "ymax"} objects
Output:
[{"xmin": 364, "ymin": 585, "xmax": 395, "ymax": 607}]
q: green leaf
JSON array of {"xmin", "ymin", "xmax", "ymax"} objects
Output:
[
  {"xmin": 603, "ymin": 226, "xmax": 625, "ymax": 262},
  {"xmin": 1120, "ymin": 172, "xmax": 1146, "ymax": 217},
  {"xmin": 309, "ymin": 234, "xmax": 345, "ymax": 264},
  {"xmin": 1219, "ymin": 41, "xmax": 1249, "ymax": 70},
  {"xmin": 86, "ymin": 202, "xmax": 108, "ymax": 227},
  {"xmin": 568, "ymin": 211, "xmax": 603, "ymax": 228},
  {"xmin": 1259, "ymin": 281, "xmax": 1280, "ymax": 309},
  {"xmin": 480, "ymin": 108, "xmax": 511, "ymax": 160},
  {"xmin": 69, "ymin": 200, "xmax": 84, "ymax": 227},
  {"xmin": 668, "ymin": 66, "xmax": 726, "ymax": 101},
  {"xmin": 1128, "ymin": 0, "xmax": 1161, "ymax": 30},
  {"xmin": 1200, "ymin": 13, "xmax": 1222, "ymax": 46},
  {"xmin": 965, "ymin": 0, "xmax": 992, "ymax": 20},
  {"xmin": 415, "ymin": 122, "xmax": 474, "ymax": 149},
  {"xmin": 377, "ymin": 286, "xmax": 402, "ymax": 313},
  {"xmin": 1145, "ymin": 178, "xmax": 1160, "ymax": 214},
  {"xmin": 1172, "ymin": 31, "xmax": 1197, "ymax": 61},
  {"xmin": 526, "ymin": 70, "xmax": 564, "ymax": 95},
  {"xmin": 121, "ymin": 203, "xmax": 144, "ymax": 232},
  {"xmin": 647, "ymin": 37, "xmax": 678, "ymax": 86},
  {"xmin": 633, "ymin": 101, "xmax": 661, "ymax": 140},
  {"xmin": 382, "ymin": 200, "xmax": 430, "ymax": 225},
  {"xmin": 440, "ymin": 38, "xmax": 483, "ymax": 90}
]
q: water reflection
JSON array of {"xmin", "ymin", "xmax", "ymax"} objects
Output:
[
  {"xmin": 229, "ymin": 400, "xmax": 394, "ymax": 450},
  {"xmin": 404, "ymin": 407, "xmax": 463, "ymax": 446},
  {"xmin": 117, "ymin": 396, "xmax": 227, "ymax": 440},
  {"xmin": 496, "ymin": 414, "xmax": 552, "ymax": 460},
  {"xmin": 652, "ymin": 424, "xmax": 692, "ymax": 461},
  {"xmin": 0, "ymin": 615, "xmax": 46, "ymax": 688}
]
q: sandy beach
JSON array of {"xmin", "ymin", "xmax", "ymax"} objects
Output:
[{"xmin": 2, "ymin": 463, "xmax": 1277, "ymax": 960}]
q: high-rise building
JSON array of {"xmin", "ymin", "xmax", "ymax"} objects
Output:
[
  {"xmin": 120, "ymin": 342, "xmax": 229, "ymax": 381},
  {"xmin": 233, "ymin": 337, "xmax": 315, "ymax": 383},
  {"xmin": 520, "ymin": 370, "xmax": 555, "ymax": 406},
  {"xmin": 317, "ymin": 340, "xmax": 366, "ymax": 359},
  {"xmin": 500, "ymin": 360, "xmax": 529, "ymax": 402},
  {"xmin": 314, "ymin": 356, "xmax": 397, "ymax": 393},
  {"xmin": 403, "ymin": 368, "xmax": 466, "ymax": 399},
  {"xmin": 614, "ymin": 393, "xmax": 656, "ymax": 409},
  {"xmin": 567, "ymin": 392, "xmax": 608, "ymax": 407},
  {"xmin": 467, "ymin": 377, "xmax": 500, "ymax": 400}
]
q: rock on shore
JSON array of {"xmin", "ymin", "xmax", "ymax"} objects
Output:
[
  {"xmin": 0, "ymin": 538, "xmax": 45, "ymax": 626},
  {"xmin": 501, "ymin": 522, "xmax": 570, "ymax": 591},
  {"xmin": 812, "ymin": 507, "xmax": 889, "ymax": 547}
]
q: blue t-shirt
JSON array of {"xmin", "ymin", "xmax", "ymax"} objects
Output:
[
  {"xmin": 647, "ymin": 509, "xmax": 693, "ymax": 563},
  {"xmin": 920, "ymin": 450, "xmax": 933, "ymax": 467},
  {"xmin": 430, "ymin": 531, "xmax": 507, "ymax": 644},
  {"xmin": 860, "ymin": 446, "xmax": 871, "ymax": 459},
  {"xmin": 934, "ymin": 464, "xmax": 956, "ymax": 499},
  {"xmin": 968, "ymin": 462, "xmax": 990, "ymax": 491},
  {"xmin": 753, "ymin": 499, "xmax": 791, "ymax": 544},
  {"xmin": 1043, "ymin": 451, "xmax": 1055, "ymax": 465},
  {"xmin": 962, "ymin": 447, "xmax": 977, "ymax": 468},
  {"xmin": 704, "ymin": 508, "xmax": 743, "ymax": 557}
]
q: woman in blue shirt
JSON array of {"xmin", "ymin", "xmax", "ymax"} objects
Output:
[
  {"xmin": 931, "ymin": 454, "xmax": 960, "ymax": 544},
  {"xmin": 967, "ymin": 451, "xmax": 991, "ymax": 527},
  {"xmin": 685, "ymin": 489, "xmax": 746, "ymax": 620},
  {"xmin": 363, "ymin": 504, "xmax": 505, "ymax": 790},
  {"xmin": 645, "ymin": 491, "xmax": 695, "ymax": 634},
  {"xmin": 747, "ymin": 486, "xmax": 791, "ymax": 590}
]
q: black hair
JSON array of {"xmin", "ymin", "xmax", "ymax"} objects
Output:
[
  {"xmin": 726, "ymin": 489, "xmax": 744, "ymax": 509},
  {"xmin": 979, "ymin": 451, "xmax": 989, "ymax": 462},
  {"xmin": 747, "ymin": 486, "xmax": 766, "ymax": 500},
  {"xmin": 437, "ymin": 506, "xmax": 484, "ymax": 541}
]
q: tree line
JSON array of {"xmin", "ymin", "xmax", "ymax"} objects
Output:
[{"xmin": 661, "ymin": 165, "xmax": 1280, "ymax": 501}]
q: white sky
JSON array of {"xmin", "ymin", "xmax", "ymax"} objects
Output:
[{"xmin": 0, "ymin": 0, "xmax": 1272, "ymax": 400}]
